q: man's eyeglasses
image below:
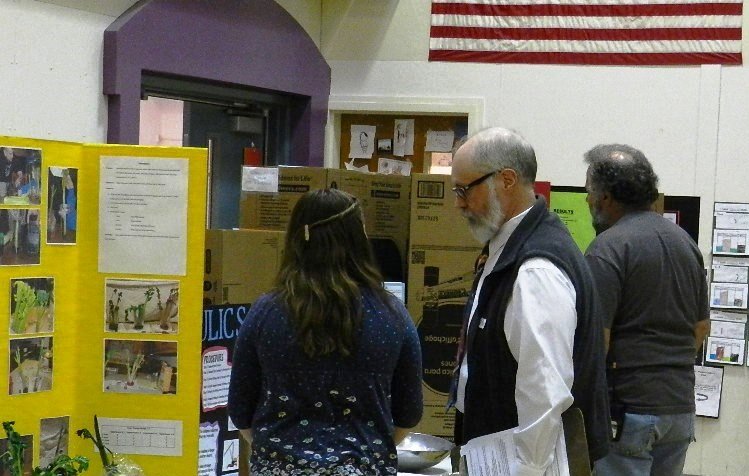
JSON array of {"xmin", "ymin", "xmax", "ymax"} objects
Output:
[{"xmin": 452, "ymin": 171, "xmax": 497, "ymax": 200}]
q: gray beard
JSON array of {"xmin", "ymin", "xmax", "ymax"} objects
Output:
[{"xmin": 464, "ymin": 194, "xmax": 504, "ymax": 244}]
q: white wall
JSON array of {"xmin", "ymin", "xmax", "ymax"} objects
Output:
[
  {"xmin": 0, "ymin": 0, "xmax": 110, "ymax": 142},
  {"xmin": 322, "ymin": 1, "xmax": 749, "ymax": 475}
]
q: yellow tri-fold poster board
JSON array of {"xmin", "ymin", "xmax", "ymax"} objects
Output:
[{"xmin": 0, "ymin": 136, "xmax": 207, "ymax": 475}]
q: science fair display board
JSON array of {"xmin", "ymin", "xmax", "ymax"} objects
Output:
[{"xmin": 0, "ymin": 136, "xmax": 207, "ymax": 475}]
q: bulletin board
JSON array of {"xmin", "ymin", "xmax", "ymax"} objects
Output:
[
  {"xmin": 338, "ymin": 113, "xmax": 468, "ymax": 173},
  {"xmin": 0, "ymin": 136, "xmax": 207, "ymax": 475}
]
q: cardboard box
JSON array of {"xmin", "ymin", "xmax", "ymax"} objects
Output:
[
  {"xmin": 204, "ymin": 229, "xmax": 285, "ymax": 305},
  {"xmin": 238, "ymin": 166, "xmax": 328, "ymax": 230},
  {"xmin": 328, "ymin": 169, "xmax": 411, "ymax": 281},
  {"xmin": 407, "ymin": 173, "xmax": 483, "ymax": 440}
]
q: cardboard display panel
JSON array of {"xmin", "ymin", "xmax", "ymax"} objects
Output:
[{"xmin": 407, "ymin": 173, "xmax": 482, "ymax": 440}]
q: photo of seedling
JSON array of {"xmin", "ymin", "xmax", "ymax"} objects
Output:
[
  {"xmin": 0, "ymin": 427, "xmax": 33, "ymax": 476},
  {"xmin": 9, "ymin": 277, "xmax": 54, "ymax": 334},
  {"xmin": 104, "ymin": 279, "xmax": 179, "ymax": 334},
  {"xmin": 0, "ymin": 208, "xmax": 42, "ymax": 266},
  {"xmin": 103, "ymin": 340, "xmax": 177, "ymax": 395},
  {"xmin": 8, "ymin": 337, "xmax": 53, "ymax": 395},
  {"xmin": 39, "ymin": 416, "xmax": 70, "ymax": 468},
  {"xmin": 47, "ymin": 167, "xmax": 78, "ymax": 245}
]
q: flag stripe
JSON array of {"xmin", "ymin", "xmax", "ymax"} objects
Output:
[
  {"xmin": 432, "ymin": 14, "xmax": 742, "ymax": 28},
  {"xmin": 431, "ymin": 25, "xmax": 742, "ymax": 41},
  {"xmin": 432, "ymin": 2, "xmax": 742, "ymax": 15},
  {"xmin": 430, "ymin": 37, "xmax": 741, "ymax": 53},
  {"xmin": 429, "ymin": 0, "xmax": 743, "ymax": 65},
  {"xmin": 432, "ymin": 0, "xmax": 742, "ymax": 4},
  {"xmin": 428, "ymin": 49, "xmax": 742, "ymax": 64}
]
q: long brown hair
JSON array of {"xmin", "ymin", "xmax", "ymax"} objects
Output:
[{"xmin": 276, "ymin": 188, "xmax": 389, "ymax": 358}]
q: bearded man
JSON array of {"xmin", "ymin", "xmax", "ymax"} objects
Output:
[{"xmin": 449, "ymin": 127, "xmax": 610, "ymax": 474}]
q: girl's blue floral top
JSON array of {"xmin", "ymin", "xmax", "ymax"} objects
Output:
[{"xmin": 228, "ymin": 289, "xmax": 423, "ymax": 475}]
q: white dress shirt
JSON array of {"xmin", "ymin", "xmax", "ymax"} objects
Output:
[{"xmin": 456, "ymin": 206, "xmax": 577, "ymax": 476}]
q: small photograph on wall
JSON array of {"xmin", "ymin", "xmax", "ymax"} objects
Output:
[
  {"xmin": 39, "ymin": 416, "xmax": 70, "ymax": 468},
  {"xmin": 377, "ymin": 138, "xmax": 392, "ymax": 153},
  {"xmin": 104, "ymin": 279, "xmax": 180, "ymax": 334},
  {"xmin": 0, "ymin": 432, "xmax": 33, "ymax": 475},
  {"xmin": 47, "ymin": 167, "xmax": 78, "ymax": 245},
  {"xmin": 0, "ymin": 208, "xmax": 42, "ymax": 265},
  {"xmin": 9, "ymin": 337, "xmax": 53, "ymax": 395},
  {"xmin": 9, "ymin": 277, "xmax": 54, "ymax": 334},
  {"xmin": 0, "ymin": 146, "xmax": 42, "ymax": 205},
  {"xmin": 104, "ymin": 339, "xmax": 177, "ymax": 395}
]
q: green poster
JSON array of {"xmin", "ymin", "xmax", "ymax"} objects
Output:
[{"xmin": 550, "ymin": 187, "xmax": 596, "ymax": 252}]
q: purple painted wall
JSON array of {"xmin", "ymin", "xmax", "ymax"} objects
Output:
[{"xmin": 104, "ymin": 0, "xmax": 330, "ymax": 166}]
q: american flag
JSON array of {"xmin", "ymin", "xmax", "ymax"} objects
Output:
[{"xmin": 429, "ymin": 0, "xmax": 742, "ymax": 65}]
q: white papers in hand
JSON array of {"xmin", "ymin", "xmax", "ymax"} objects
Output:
[{"xmin": 460, "ymin": 426, "xmax": 569, "ymax": 476}]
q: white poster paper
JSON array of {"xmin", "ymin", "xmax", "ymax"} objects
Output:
[
  {"xmin": 97, "ymin": 417, "xmax": 183, "ymax": 456},
  {"xmin": 712, "ymin": 264, "xmax": 749, "ymax": 284},
  {"xmin": 710, "ymin": 309, "xmax": 748, "ymax": 323},
  {"xmin": 715, "ymin": 211, "xmax": 749, "ymax": 230},
  {"xmin": 201, "ymin": 346, "xmax": 232, "ymax": 412},
  {"xmin": 713, "ymin": 229, "xmax": 749, "ymax": 255},
  {"xmin": 694, "ymin": 365, "xmax": 723, "ymax": 418},
  {"xmin": 393, "ymin": 119, "xmax": 415, "ymax": 157},
  {"xmin": 377, "ymin": 158, "xmax": 412, "ymax": 176},
  {"xmin": 425, "ymin": 130, "xmax": 455, "ymax": 152},
  {"xmin": 198, "ymin": 422, "xmax": 220, "ymax": 476},
  {"xmin": 222, "ymin": 439, "xmax": 240, "ymax": 472},
  {"xmin": 241, "ymin": 167, "xmax": 278, "ymax": 193},
  {"xmin": 715, "ymin": 202, "xmax": 749, "ymax": 213},
  {"xmin": 709, "ymin": 320, "xmax": 746, "ymax": 339},
  {"xmin": 98, "ymin": 156, "xmax": 188, "ymax": 275},
  {"xmin": 461, "ymin": 426, "xmax": 569, "ymax": 476},
  {"xmin": 710, "ymin": 283, "xmax": 748, "ymax": 309},
  {"xmin": 706, "ymin": 337, "xmax": 745, "ymax": 365},
  {"xmin": 349, "ymin": 125, "xmax": 376, "ymax": 159}
]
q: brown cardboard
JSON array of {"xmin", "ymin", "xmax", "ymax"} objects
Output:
[
  {"xmin": 328, "ymin": 169, "xmax": 411, "ymax": 281},
  {"xmin": 204, "ymin": 229, "xmax": 285, "ymax": 306},
  {"xmin": 238, "ymin": 166, "xmax": 328, "ymax": 230},
  {"xmin": 407, "ymin": 173, "xmax": 482, "ymax": 440}
]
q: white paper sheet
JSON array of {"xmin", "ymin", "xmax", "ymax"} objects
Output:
[
  {"xmin": 710, "ymin": 309, "xmax": 748, "ymax": 323},
  {"xmin": 694, "ymin": 365, "xmax": 723, "ymax": 418},
  {"xmin": 241, "ymin": 166, "xmax": 278, "ymax": 192},
  {"xmin": 713, "ymin": 229, "xmax": 749, "ymax": 255},
  {"xmin": 98, "ymin": 156, "xmax": 188, "ymax": 275},
  {"xmin": 393, "ymin": 119, "xmax": 414, "ymax": 157},
  {"xmin": 710, "ymin": 282, "xmax": 748, "ymax": 309},
  {"xmin": 709, "ymin": 320, "xmax": 746, "ymax": 339},
  {"xmin": 97, "ymin": 417, "xmax": 183, "ymax": 456},
  {"xmin": 201, "ymin": 346, "xmax": 233, "ymax": 411},
  {"xmin": 461, "ymin": 426, "xmax": 569, "ymax": 476},
  {"xmin": 715, "ymin": 202, "xmax": 749, "ymax": 213},
  {"xmin": 715, "ymin": 211, "xmax": 749, "ymax": 230},
  {"xmin": 425, "ymin": 130, "xmax": 455, "ymax": 152},
  {"xmin": 378, "ymin": 157, "xmax": 412, "ymax": 176},
  {"xmin": 198, "ymin": 422, "xmax": 220, "ymax": 476},
  {"xmin": 222, "ymin": 439, "xmax": 240, "ymax": 472},
  {"xmin": 349, "ymin": 125, "xmax": 376, "ymax": 159}
]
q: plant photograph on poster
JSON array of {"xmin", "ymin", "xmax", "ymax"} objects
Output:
[
  {"xmin": 39, "ymin": 416, "xmax": 70, "ymax": 468},
  {"xmin": 0, "ymin": 146, "xmax": 42, "ymax": 206},
  {"xmin": 0, "ymin": 208, "xmax": 42, "ymax": 266},
  {"xmin": 9, "ymin": 277, "xmax": 54, "ymax": 335},
  {"xmin": 104, "ymin": 279, "xmax": 179, "ymax": 334},
  {"xmin": 47, "ymin": 167, "xmax": 77, "ymax": 245},
  {"xmin": 8, "ymin": 337, "xmax": 53, "ymax": 395},
  {"xmin": 103, "ymin": 340, "xmax": 177, "ymax": 395},
  {"xmin": 0, "ymin": 428, "xmax": 34, "ymax": 476}
]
